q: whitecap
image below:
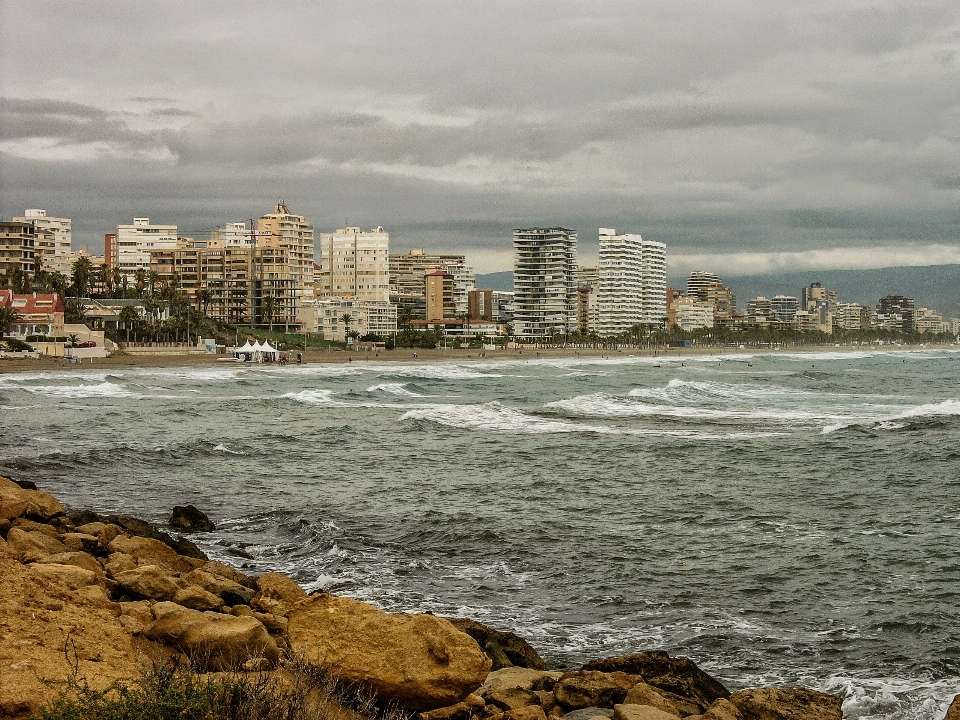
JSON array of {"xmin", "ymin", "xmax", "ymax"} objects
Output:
[
  {"xmin": 821, "ymin": 398, "xmax": 960, "ymax": 434},
  {"xmin": 19, "ymin": 381, "xmax": 137, "ymax": 399},
  {"xmin": 399, "ymin": 402, "xmax": 614, "ymax": 434},
  {"xmin": 212, "ymin": 443, "xmax": 245, "ymax": 455},
  {"xmin": 366, "ymin": 382, "xmax": 427, "ymax": 397}
]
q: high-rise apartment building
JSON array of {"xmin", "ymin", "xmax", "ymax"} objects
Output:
[
  {"xmin": 468, "ymin": 289, "xmax": 493, "ymax": 320},
  {"xmin": 425, "ymin": 269, "xmax": 456, "ymax": 321},
  {"xmin": 316, "ymin": 226, "xmax": 390, "ymax": 302},
  {"xmin": 13, "ymin": 210, "xmax": 71, "ymax": 271},
  {"xmin": 389, "ymin": 249, "xmax": 467, "ymax": 301},
  {"xmin": 114, "ymin": 218, "xmax": 178, "ymax": 280},
  {"xmin": 257, "ymin": 202, "xmax": 314, "ymax": 303},
  {"xmin": 446, "ymin": 262, "xmax": 475, "ymax": 315},
  {"xmin": 595, "ymin": 228, "xmax": 667, "ymax": 336},
  {"xmin": 686, "ymin": 271, "xmax": 722, "ymax": 297},
  {"xmin": 512, "ymin": 227, "xmax": 578, "ymax": 340},
  {"xmin": 0, "ymin": 221, "xmax": 36, "ymax": 276},
  {"xmin": 770, "ymin": 295, "xmax": 800, "ymax": 324}
]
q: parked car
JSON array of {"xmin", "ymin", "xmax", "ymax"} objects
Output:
[{"xmin": 77, "ymin": 340, "xmax": 97, "ymax": 348}]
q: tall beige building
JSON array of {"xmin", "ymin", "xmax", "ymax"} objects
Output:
[
  {"xmin": 316, "ymin": 226, "xmax": 390, "ymax": 302},
  {"xmin": 13, "ymin": 209, "xmax": 71, "ymax": 273},
  {"xmin": 389, "ymin": 248, "xmax": 466, "ymax": 301},
  {"xmin": 257, "ymin": 202, "xmax": 314, "ymax": 304}
]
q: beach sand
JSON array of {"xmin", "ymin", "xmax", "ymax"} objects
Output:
[{"xmin": 0, "ymin": 341, "xmax": 926, "ymax": 374}]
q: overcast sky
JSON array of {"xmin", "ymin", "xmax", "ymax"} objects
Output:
[{"xmin": 2, "ymin": 1, "xmax": 958, "ymax": 275}]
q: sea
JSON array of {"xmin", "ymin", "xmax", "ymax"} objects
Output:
[{"xmin": 2, "ymin": 348, "xmax": 959, "ymax": 720}]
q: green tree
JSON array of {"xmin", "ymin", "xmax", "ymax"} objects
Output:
[
  {"xmin": 0, "ymin": 305, "xmax": 21, "ymax": 336},
  {"xmin": 119, "ymin": 306, "xmax": 139, "ymax": 344},
  {"xmin": 70, "ymin": 256, "xmax": 94, "ymax": 299}
]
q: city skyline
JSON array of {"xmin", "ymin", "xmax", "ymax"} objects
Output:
[{"xmin": 2, "ymin": 1, "xmax": 959, "ymax": 276}]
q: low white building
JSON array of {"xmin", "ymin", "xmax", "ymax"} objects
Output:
[
  {"xmin": 674, "ymin": 297, "xmax": 714, "ymax": 330},
  {"xmin": 299, "ymin": 298, "xmax": 397, "ymax": 341}
]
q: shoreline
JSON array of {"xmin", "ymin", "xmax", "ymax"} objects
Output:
[{"xmin": 0, "ymin": 341, "xmax": 951, "ymax": 374}]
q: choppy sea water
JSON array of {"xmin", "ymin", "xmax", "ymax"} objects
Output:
[{"xmin": 2, "ymin": 349, "xmax": 959, "ymax": 720}]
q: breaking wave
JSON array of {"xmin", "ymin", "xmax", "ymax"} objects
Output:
[{"xmin": 821, "ymin": 398, "xmax": 960, "ymax": 434}]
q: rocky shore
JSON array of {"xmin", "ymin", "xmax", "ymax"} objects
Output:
[{"xmin": 0, "ymin": 475, "xmax": 955, "ymax": 720}]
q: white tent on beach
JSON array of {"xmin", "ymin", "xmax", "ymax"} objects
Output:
[
  {"xmin": 235, "ymin": 340, "xmax": 255, "ymax": 360},
  {"xmin": 236, "ymin": 339, "xmax": 280, "ymax": 362}
]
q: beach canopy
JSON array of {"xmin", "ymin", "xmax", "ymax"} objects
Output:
[
  {"xmin": 261, "ymin": 340, "xmax": 277, "ymax": 353},
  {"xmin": 237, "ymin": 341, "xmax": 254, "ymax": 352}
]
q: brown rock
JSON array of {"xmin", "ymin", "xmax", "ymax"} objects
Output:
[
  {"xmin": 183, "ymin": 568, "xmax": 250, "ymax": 597},
  {"xmin": 535, "ymin": 691, "xmax": 558, "ymax": 715},
  {"xmin": 482, "ymin": 668, "xmax": 564, "ymax": 694},
  {"xmin": 107, "ymin": 534, "xmax": 195, "ymax": 574},
  {"xmin": 287, "ymin": 593, "xmax": 491, "ymax": 711},
  {"xmin": 170, "ymin": 504, "xmax": 215, "ymax": 532},
  {"xmin": 103, "ymin": 551, "xmax": 137, "ymax": 577},
  {"xmin": 614, "ymin": 706, "xmax": 681, "ymax": 720},
  {"xmin": 700, "ymin": 699, "xmax": 743, "ymax": 720},
  {"xmin": 202, "ymin": 560, "xmax": 257, "ymax": 589},
  {"xmin": 114, "ymin": 564, "xmax": 180, "ymax": 601},
  {"xmin": 0, "ymin": 475, "xmax": 65, "ymax": 521},
  {"xmin": 729, "ymin": 689, "xmax": 842, "ymax": 720},
  {"xmin": 143, "ymin": 604, "xmax": 279, "ymax": 672},
  {"xmin": 445, "ymin": 617, "xmax": 548, "ymax": 671},
  {"xmin": 173, "ymin": 584, "xmax": 224, "ymax": 611},
  {"xmin": 488, "ymin": 687, "xmax": 540, "ymax": 711},
  {"xmin": 626, "ymin": 682, "xmax": 702, "ymax": 717},
  {"xmin": 6, "ymin": 527, "xmax": 67, "ymax": 562},
  {"xmin": 0, "ymin": 535, "xmax": 9, "ymax": 558},
  {"xmin": 11, "ymin": 517, "xmax": 61, "ymax": 537},
  {"xmin": 41, "ymin": 551, "xmax": 105, "ymax": 576},
  {"xmin": 583, "ymin": 653, "xmax": 729, "ymax": 713},
  {"xmin": 29, "ymin": 563, "xmax": 103, "ymax": 591},
  {"xmin": 76, "ymin": 521, "xmax": 123, "ymax": 549},
  {"xmin": 554, "ymin": 671, "xmax": 641, "ymax": 710},
  {"xmin": 251, "ymin": 571, "xmax": 307, "ymax": 617},
  {"xmin": 61, "ymin": 532, "xmax": 101, "ymax": 554},
  {"xmin": 505, "ymin": 706, "xmax": 548, "ymax": 720},
  {"xmin": 419, "ymin": 693, "xmax": 487, "ymax": 720},
  {"xmin": 946, "ymin": 696, "xmax": 960, "ymax": 720}
]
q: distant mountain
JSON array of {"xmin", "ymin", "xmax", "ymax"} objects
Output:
[
  {"xmin": 480, "ymin": 265, "xmax": 960, "ymax": 317},
  {"xmin": 475, "ymin": 271, "xmax": 514, "ymax": 292},
  {"xmin": 670, "ymin": 264, "xmax": 960, "ymax": 319}
]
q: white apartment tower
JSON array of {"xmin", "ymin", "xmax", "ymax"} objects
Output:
[
  {"xmin": 115, "ymin": 217, "xmax": 178, "ymax": 280},
  {"xmin": 13, "ymin": 209, "xmax": 71, "ymax": 270},
  {"xmin": 596, "ymin": 228, "xmax": 667, "ymax": 336},
  {"xmin": 257, "ymin": 202, "xmax": 315, "ymax": 303},
  {"xmin": 446, "ymin": 261, "xmax": 476, "ymax": 315},
  {"xmin": 513, "ymin": 227, "xmax": 578, "ymax": 339},
  {"xmin": 316, "ymin": 226, "xmax": 391, "ymax": 302}
]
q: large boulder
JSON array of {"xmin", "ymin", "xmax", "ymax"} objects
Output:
[
  {"xmin": 251, "ymin": 571, "xmax": 308, "ymax": 617},
  {"xmin": 75, "ymin": 510, "xmax": 207, "ymax": 560},
  {"xmin": 40, "ymin": 551, "xmax": 105, "ymax": 576},
  {"xmin": 6, "ymin": 527, "xmax": 67, "ymax": 563},
  {"xmin": 553, "ymin": 671, "xmax": 640, "ymax": 710},
  {"xmin": 419, "ymin": 693, "xmax": 486, "ymax": 720},
  {"xmin": 444, "ymin": 617, "xmax": 548, "ymax": 670},
  {"xmin": 729, "ymin": 689, "xmax": 842, "ymax": 720},
  {"xmin": 170, "ymin": 505, "xmax": 216, "ymax": 533},
  {"xmin": 143, "ymin": 602, "xmax": 279, "ymax": 672},
  {"xmin": 114, "ymin": 564, "xmax": 181, "ymax": 602},
  {"xmin": 108, "ymin": 534, "xmax": 196, "ymax": 574},
  {"xmin": 700, "ymin": 699, "xmax": 744, "ymax": 720},
  {"xmin": 625, "ymin": 682, "xmax": 702, "ymax": 717},
  {"xmin": 0, "ymin": 475, "xmax": 65, "ymax": 522},
  {"xmin": 287, "ymin": 593, "xmax": 492, "ymax": 711},
  {"xmin": 482, "ymin": 668, "xmax": 564, "ymax": 694},
  {"xmin": 583, "ymin": 653, "xmax": 729, "ymax": 712},
  {"xmin": 173, "ymin": 584, "xmax": 225, "ymax": 611},
  {"xmin": 614, "ymin": 705, "xmax": 682, "ymax": 720}
]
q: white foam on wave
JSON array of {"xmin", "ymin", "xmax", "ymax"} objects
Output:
[
  {"xmin": 367, "ymin": 382, "xmax": 427, "ymax": 397},
  {"xmin": 546, "ymin": 392, "xmax": 878, "ymax": 424},
  {"xmin": 211, "ymin": 443, "xmax": 245, "ymax": 455},
  {"xmin": 820, "ymin": 674, "xmax": 959, "ymax": 720},
  {"xmin": 400, "ymin": 402, "xmax": 614, "ymax": 434},
  {"xmin": 19, "ymin": 381, "xmax": 138, "ymax": 399},
  {"xmin": 628, "ymin": 378, "xmax": 815, "ymax": 404},
  {"xmin": 282, "ymin": 389, "xmax": 336, "ymax": 404},
  {"xmin": 821, "ymin": 398, "xmax": 960, "ymax": 434},
  {"xmin": 382, "ymin": 363, "xmax": 504, "ymax": 380}
]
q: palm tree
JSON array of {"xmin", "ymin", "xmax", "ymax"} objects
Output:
[
  {"xmin": 147, "ymin": 270, "xmax": 162, "ymax": 297},
  {"xmin": 340, "ymin": 313, "xmax": 353, "ymax": 338},
  {"xmin": 71, "ymin": 256, "xmax": 94, "ymax": 299},
  {"xmin": 134, "ymin": 269, "xmax": 148, "ymax": 298},
  {"xmin": 262, "ymin": 295, "xmax": 277, "ymax": 332},
  {"xmin": 196, "ymin": 288, "xmax": 212, "ymax": 316},
  {"xmin": 0, "ymin": 306, "xmax": 21, "ymax": 337},
  {"xmin": 118, "ymin": 306, "xmax": 139, "ymax": 344}
]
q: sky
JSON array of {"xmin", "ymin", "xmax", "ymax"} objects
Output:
[{"xmin": 1, "ymin": 0, "xmax": 958, "ymax": 276}]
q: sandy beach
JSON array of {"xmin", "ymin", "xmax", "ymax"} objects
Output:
[{"xmin": 0, "ymin": 341, "xmax": 944, "ymax": 374}]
